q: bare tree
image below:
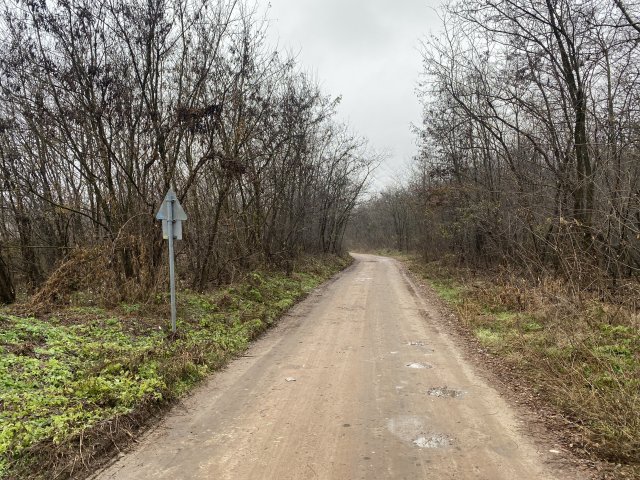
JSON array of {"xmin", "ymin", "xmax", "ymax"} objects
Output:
[{"xmin": 0, "ymin": 0, "xmax": 375, "ymax": 303}]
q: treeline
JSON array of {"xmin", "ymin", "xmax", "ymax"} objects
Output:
[
  {"xmin": 0, "ymin": 0, "xmax": 375, "ymax": 304},
  {"xmin": 350, "ymin": 0, "xmax": 640, "ymax": 285}
]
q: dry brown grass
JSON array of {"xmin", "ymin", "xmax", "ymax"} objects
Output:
[
  {"xmin": 403, "ymin": 255, "xmax": 640, "ymax": 478},
  {"xmin": 22, "ymin": 236, "xmax": 162, "ymax": 315}
]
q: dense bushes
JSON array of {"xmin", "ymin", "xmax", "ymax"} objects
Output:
[
  {"xmin": 349, "ymin": 0, "xmax": 640, "ymax": 286},
  {"xmin": 0, "ymin": 0, "xmax": 374, "ymax": 303}
]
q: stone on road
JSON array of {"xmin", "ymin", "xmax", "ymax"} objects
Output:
[{"xmin": 94, "ymin": 254, "xmax": 566, "ymax": 480}]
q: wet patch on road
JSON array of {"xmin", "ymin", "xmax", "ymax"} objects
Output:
[
  {"xmin": 426, "ymin": 387, "xmax": 466, "ymax": 398},
  {"xmin": 387, "ymin": 416, "xmax": 453, "ymax": 450},
  {"xmin": 412, "ymin": 434, "xmax": 453, "ymax": 449},
  {"xmin": 406, "ymin": 362, "xmax": 432, "ymax": 369}
]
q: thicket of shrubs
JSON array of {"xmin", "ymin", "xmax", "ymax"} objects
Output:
[{"xmin": 0, "ymin": 0, "xmax": 374, "ymax": 306}]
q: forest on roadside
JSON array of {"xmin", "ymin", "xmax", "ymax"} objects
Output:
[
  {"xmin": 0, "ymin": 0, "xmax": 374, "ymax": 477},
  {"xmin": 0, "ymin": 0, "xmax": 375, "ymax": 306},
  {"xmin": 347, "ymin": 0, "xmax": 640, "ymax": 475},
  {"xmin": 1, "ymin": 0, "xmax": 639, "ymax": 477},
  {"xmin": 352, "ymin": 0, "xmax": 640, "ymax": 285}
]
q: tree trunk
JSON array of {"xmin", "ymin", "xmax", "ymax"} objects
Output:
[{"xmin": 0, "ymin": 249, "xmax": 15, "ymax": 304}]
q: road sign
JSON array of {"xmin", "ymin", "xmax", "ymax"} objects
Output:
[
  {"xmin": 156, "ymin": 188, "xmax": 187, "ymax": 333},
  {"xmin": 156, "ymin": 188, "xmax": 187, "ymax": 240}
]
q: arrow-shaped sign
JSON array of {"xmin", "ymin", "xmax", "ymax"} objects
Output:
[{"xmin": 155, "ymin": 188, "xmax": 188, "ymax": 221}]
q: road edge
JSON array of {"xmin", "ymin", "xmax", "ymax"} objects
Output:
[
  {"xmin": 78, "ymin": 256, "xmax": 357, "ymax": 480},
  {"xmin": 392, "ymin": 256, "xmax": 600, "ymax": 480}
]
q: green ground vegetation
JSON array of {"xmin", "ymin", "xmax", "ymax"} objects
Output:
[
  {"xmin": 0, "ymin": 255, "xmax": 350, "ymax": 479},
  {"xmin": 400, "ymin": 254, "xmax": 639, "ymax": 478}
]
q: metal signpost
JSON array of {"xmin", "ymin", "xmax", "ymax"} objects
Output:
[{"xmin": 156, "ymin": 188, "xmax": 187, "ymax": 333}]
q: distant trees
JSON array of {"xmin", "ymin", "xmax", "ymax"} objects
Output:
[
  {"xmin": 0, "ymin": 0, "xmax": 374, "ymax": 303},
  {"xmin": 351, "ymin": 0, "xmax": 640, "ymax": 283}
]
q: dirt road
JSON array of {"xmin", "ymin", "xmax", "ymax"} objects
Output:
[{"xmin": 95, "ymin": 254, "xmax": 566, "ymax": 480}]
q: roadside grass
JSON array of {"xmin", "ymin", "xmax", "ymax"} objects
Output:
[
  {"xmin": 401, "ymin": 255, "xmax": 640, "ymax": 478},
  {"xmin": 0, "ymin": 255, "xmax": 350, "ymax": 479}
]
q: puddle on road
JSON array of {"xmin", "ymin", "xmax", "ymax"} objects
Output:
[
  {"xmin": 413, "ymin": 434, "xmax": 453, "ymax": 449},
  {"xmin": 426, "ymin": 387, "xmax": 466, "ymax": 398},
  {"xmin": 406, "ymin": 362, "xmax": 432, "ymax": 369},
  {"xmin": 408, "ymin": 341, "xmax": 426, "ymax": 346},
  {"xmin": 387, "ymin": 416, "xmax": 452, "ymax": 450}
]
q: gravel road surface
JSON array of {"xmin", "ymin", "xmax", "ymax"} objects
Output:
[{"xmin": 95, "ymin": 253, "xmax": 567, "ymax": 480}]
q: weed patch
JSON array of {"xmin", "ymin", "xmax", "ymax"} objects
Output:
[
  {"xmin": 0, "ymin": 254, "xmax": 350, "ymax": 479},
  {"xmin": 430, "ymin": 280, "xmax": 464, "ymax": 304}
]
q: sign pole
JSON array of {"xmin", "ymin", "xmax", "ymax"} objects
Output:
[
  {"xmin": 156, "ymin": 188, "xmax": 187, "ymax": 334},
  {"xmin": 167, "ymin": 197, "xmax": 177, "ymax": 333}
]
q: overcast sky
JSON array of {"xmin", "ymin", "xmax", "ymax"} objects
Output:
[{"xmin": 262, "ymin": 0, "xmax": 443, "ymax": 190}]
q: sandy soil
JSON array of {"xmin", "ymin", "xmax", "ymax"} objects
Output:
[{"xmin": 93, "ymin": 253, "xmax": 578, "ymax": 480}]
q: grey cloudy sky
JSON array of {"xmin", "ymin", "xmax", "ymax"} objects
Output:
[{"xmin": 262, "ymin": 0, "xmax": 443, "ymax": 189}]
